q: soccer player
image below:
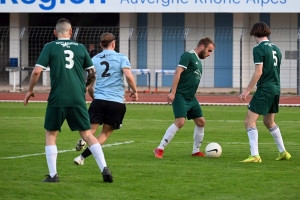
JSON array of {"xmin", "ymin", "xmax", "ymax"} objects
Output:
[
  {"xmin": 153, "ymin": 37, "xmax": 215, "ymax": 159},
  {"xmin": 24, "ymin": 18, "xmax": 112, "ymax": 183},
  {"xmin": 239, "ymin": 22, "xmax": 291, "ymax": 163},
  {"xmin": 73, "ymin": 32, "xmax": 138, "ymax": 165}
]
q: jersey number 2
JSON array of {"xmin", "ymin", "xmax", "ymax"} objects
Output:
[{"xmin": 101, "ymin": 61, "xmax": 111, "ymax": 77}]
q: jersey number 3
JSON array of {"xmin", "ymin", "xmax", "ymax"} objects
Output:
[{"xmin": 64, "ymin": 50, "xmax": 74, "ymax": 69}]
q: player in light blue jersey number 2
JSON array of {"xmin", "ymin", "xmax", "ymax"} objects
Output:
[{"xmin": 74, "ymin": 32, "xmax": 138, "ymax": 167}]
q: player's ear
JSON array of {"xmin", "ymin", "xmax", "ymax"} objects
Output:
[
  {"xmin": 69, "ymin": 28, "xmax": 72, "ymax": 37},
  {"xmin": 200, "ymin": 44, "xmax": 205, "ymax": 50},
  {"xmin": 53, "ymin": 29, "xmax": 57, "ymax": 37},
  {"xmin": 112, "ymin": 41, "xmax": 115, "ymax": 49}
]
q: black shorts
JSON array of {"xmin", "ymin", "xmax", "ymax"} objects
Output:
[{"xmin": 88, "ymin": 99, "xmax": 126, "ymax": 129}]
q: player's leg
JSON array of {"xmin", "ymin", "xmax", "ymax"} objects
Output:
[
  {"xmin": 154, "ymin": 95, "xmax": 187, "ymax": 158},
  {"xmin": 263, "ymin": 95, "xmax": 291, "ymax": 160},
  {"xmin": 68, "ymin": 106, "xmax": 112, "ymax": 182},
  {"xmin": 189, "ymin": 100, "xmax": 205, "ymax": 156},
  {"xmin": 97, "ymin": 124, "xmax": 115, "ymax": 145},
  {"xmin": 75, "ymin": 100, "xmax": 101, "ymax": 151},
  {"xmin": 43, "ymin": 130, "xmax": 59, "ymax": 182},
  {"xmin": 241, "ymin": 110, "xmax": 261, "ymax": 161},
  {"xmin": 75, "ymin": 100, "xmax": 107, "ymax": 164},
  {"xmin": 76, "ymin": 124, "xmax": 114, "ymax": 164},
  {"xmin": 43, "ymin": 107, "xmax": 66, "ymax": 182},
  {"xmin": 75, "ymin": 122, "xmax": 99, "ymax": 151},
  {"xmin": 79, "ymin": 129, "xmax": 112, "ymax": 183},
  {"xmin": 240, "ymin": 91, "xmax": 264, "ymax": 162},
  {"xmin": 74, "ymin": 123, "xmax": 100, "ymax": 165}
]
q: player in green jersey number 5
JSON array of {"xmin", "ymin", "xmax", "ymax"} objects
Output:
[
  {"xmin": 24, "ymin": 18, "xmax": 112, "ymax": 183},
  {"xmin": 154, "ymin": 37, "xmax": 215, "ymax": 158},
  {"xmin": 239, "ymin": 22, "xmax": 291, "ymax": 163}
]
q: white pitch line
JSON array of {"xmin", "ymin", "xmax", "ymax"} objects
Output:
[
  {"xmin": 1, "ymin": 117, "xmax": 300, "ymax": 123},
  {"xmin": 145, "ymin": 141, "xmax": 300, "ymax": 146},
  {"xmin": 0, "ymin": 141, "xmax": 134, "ymax": 160},
  {"xmin": 1, "ymin": 100, "xmax": 300, "ymax": 106}
]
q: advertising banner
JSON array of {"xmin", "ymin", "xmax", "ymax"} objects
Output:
[{"xmin": 0, "ymin": 0, "xmax": 298, "ymax": 13}]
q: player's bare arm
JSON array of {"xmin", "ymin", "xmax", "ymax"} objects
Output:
[
  {"xmin": 167, "ymin": 66, "xmax": 184, "ymax": 104},
  {"xmin": 86, "ymin": 68, "xmax": 96, "ymax": 100},
  {"xmin": 239, "ymin": 64, "xmax": 263, "ymax": 102},
  {"xmin": 86, "ymin": 68, "xmax": 96, "ymax": 87},
  {"xmin": 24, "ymin": 66, "xmax": 43, "ymax": 106},
  {"xmin": 87, "ymin": 83, "xmax": 95, "ymax": 100},
  {"xmin": 123, "ymin": 68, "xmax": 138, "ymax": 101}
]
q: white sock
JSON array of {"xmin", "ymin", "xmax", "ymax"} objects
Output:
[
  {"xmin": 247, "ymin": 127, "xmax": 259, "ymax": 156},
  {"xmin": 192, "ymin": 126, "xmax": 204, "ymax": 154},
  {"xmin": 158, "ymin": 124, "xmax": 179, "ymax": 150},
  {"xmin": 45, "ymin": 145, "xmax": 58, "ymax": 178},
  {"xmin": 89, "ymin": 143, "xmax": 107, "ymax": 172},
  {"xmin": 269, "ymin": 125, "xmax": 286, "ymax": 153}
]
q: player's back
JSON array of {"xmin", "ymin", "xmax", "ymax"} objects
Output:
[
  {"xmin": 37, "ymin": 39, "xmax": 93, "ymax": 107},
  {"xmin": 92, "ymin": 49, "xmax": 129, "ymax": 103},
  {"xmin": 254, "ymin": 41, "xmax": 281, "ymax": 93}
]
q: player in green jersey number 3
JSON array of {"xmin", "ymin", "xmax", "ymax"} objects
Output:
[{"xmin": 24, "ymin": 18, "xmax": 112, "ymax": 183}]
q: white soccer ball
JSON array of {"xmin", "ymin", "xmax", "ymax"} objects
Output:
[{"xmin": 205, "ymin": 142, "xmax": 222, "ymax": 158}]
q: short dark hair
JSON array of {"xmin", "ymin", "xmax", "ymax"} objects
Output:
[
  {"xmin": 197, "ymin": 37, "xmax": 215, "ymax": 48},
  {"xmin": 100, "ymin": 32, "xmax": 115, "ymax": 48},
  {"xmin": 250, "ymin": 22, "xmax": 271, "ymax": 37},
  {"xmin": 56, "ymin": 18, "xmax": 71, "ymax": 25}
]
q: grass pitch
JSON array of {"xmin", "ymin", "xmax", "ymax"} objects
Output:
[{"xmin": 0, "ymin": 103, "xmax": 299, "ymax": 200}]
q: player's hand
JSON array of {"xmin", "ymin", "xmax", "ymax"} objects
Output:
[
  {"xmin": 238, "ymin": 90, "xmax": 250, "ymax": 102},
  {"xmin": 167, "ymin": 92, "xmax": 175, "ymax": 104},
  {"xmin": 130, "ymin": 91, "xmax": 138, "ymax": 101},
  {"xmin": 24, "ymin": 91, "xmax": 34, "ymax": 106}
]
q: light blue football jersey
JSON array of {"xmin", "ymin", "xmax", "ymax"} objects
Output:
[{"xmin": 92, "ymin": 49, "xmax": 131, "ymax": 103}]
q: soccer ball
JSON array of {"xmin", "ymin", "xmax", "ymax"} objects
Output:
[{"xmin": 205, "ymin": 142, "xmax": 222, "ymax": 158}]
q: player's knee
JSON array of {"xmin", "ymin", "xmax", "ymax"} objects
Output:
[
  {"xmin": 175, "ymin": 120, "xmax": 185, "ymax": 128},
  {"xmin": 194, "ymin": 117, "xmax": 205, "ymax": 127}
]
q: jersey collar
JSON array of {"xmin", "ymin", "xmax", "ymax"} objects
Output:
[
  {"xmin": 257, "ymin": 40, "xmax": 269, "ymax": 45},
  {"xmin": 191, "ymin": 49, "xmax": 201, "ymax": 60}
]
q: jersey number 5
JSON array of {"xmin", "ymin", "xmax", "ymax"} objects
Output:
[
  {"xmin": 101, "ymin": 61, "xmax": 111, "ymax": 77},
  {"xmin": 272, "ymin": 51, "xmax": 278, "ymax": 67},
  {"xmin": 64, "ymin": 50, "xmax": 74, "ymax": 69}
]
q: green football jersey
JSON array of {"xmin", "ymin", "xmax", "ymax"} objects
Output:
[
  {"xmin": 253, "ymin": 40, "xmax": 281, "ymax": 94},
  {"xmin": 176, "ymin": 50, "xmax": 202, "ymax": 99},
  {"xmin": 36, "ymin": 39, "xmax": 94, "ymax": 107}
]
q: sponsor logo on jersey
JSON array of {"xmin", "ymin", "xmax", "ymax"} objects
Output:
[{"xmin": 56, "ymin": 41, "xmax": 79, "ymax": 48}]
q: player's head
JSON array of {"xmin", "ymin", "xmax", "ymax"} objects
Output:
[
  {"xmin": 100, "ymin": 32, "xmax": 115, "ymax": 50},
  {"xmin": 196, "ymin": 37, "xmax": 215, "ymax": 59},
  {"xmin": 54, "ymin": 18, "xmax": 72, "ymax": 38},
  {"xmin": 89, "ymin": 43, "xmax": 95, "ymax": 50},
  {"xmin": 250, "ymin": 22, "xmax": 271, "ymax": 38}
]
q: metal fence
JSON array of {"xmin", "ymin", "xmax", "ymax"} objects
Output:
[{"xmin": 1, "ymin": 26, "xmax": 299, "ymax": 94}]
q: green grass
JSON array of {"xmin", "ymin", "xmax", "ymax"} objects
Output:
[{"xmin": 0, "ymin": 103, "xmax": 300, "ymax": 200}]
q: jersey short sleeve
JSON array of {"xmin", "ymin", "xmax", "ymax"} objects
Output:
[
  {"xmin": 253, "ymin": 46, "xmax": 264, "ymax": 64},
  {"xmin": 36, "ymin": 43, "xmax": 52, "ymax": 69},
  {"xmin": 178, "ymin": 52, "xmax": 190, "ymax": 69},
  {"xmin": 120, "ymin": 55, "xmax": 131, "ymax": 69}
]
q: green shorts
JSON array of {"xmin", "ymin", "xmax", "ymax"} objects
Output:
[
  {"xmin": 44, "ymin": 106, "xmax": 91, "ymax": 131},
  {"xmin": 172, "ymin": 94, "xmax": 203, "ymax": 120},
  {"xmin": 248, "ymin": 90, "xmax": 279, "ymax": 116}
]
